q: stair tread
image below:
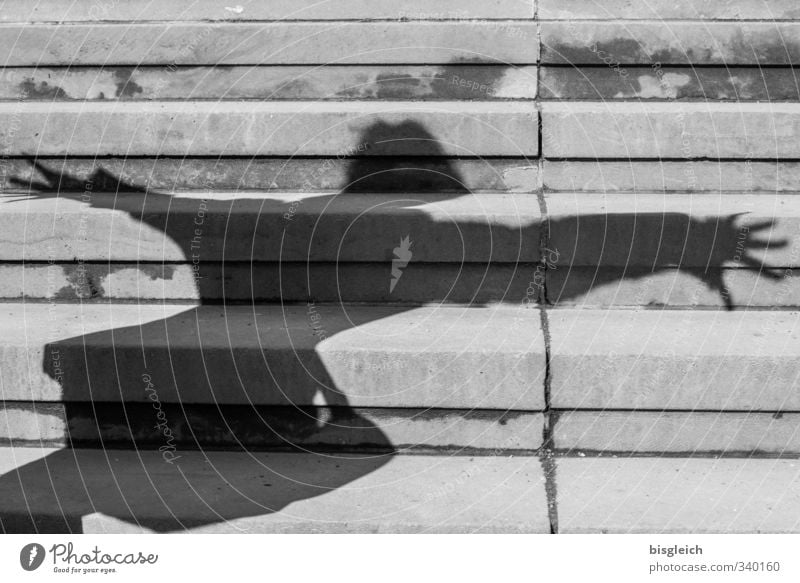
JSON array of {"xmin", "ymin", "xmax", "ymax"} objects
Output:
[
  {"xmin": 0, "ymin": 447, "xmax": 548, "ymax": 533},
  {"xmin": 0, "ymin": 100, "xmax": 539, "ymax": 156},
  {"xmin": 1, "ymin": 302, "xmax": 546, "ymax": 408},
  {"xmin": 549, "ymin": 308, "xmax": 800, "ymax": 410},
  {"xmin": 1, "ymin": 192, "xmax": 541, "ymax": 262},
  {"xmin": 556, "ymin": 457, "xmax": 800, "ymax": 533}
]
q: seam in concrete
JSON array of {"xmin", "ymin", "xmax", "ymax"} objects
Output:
[{"xmin": 534, "ymin": 41, "xmax": 558, "ymax": 532}]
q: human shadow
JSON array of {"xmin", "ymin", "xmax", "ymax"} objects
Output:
[
  {"xmin": 0, "ymin": 119, "xmax": 529, "ymax": 532},
  {"xmin": 0, "ymin": 117, "xmax": 788, "ymax": 531}
]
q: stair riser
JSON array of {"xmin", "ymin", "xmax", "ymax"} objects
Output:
[
  {"xmin": 2, "ymin": 157, "xmax": 538, "ymax": 194},
  {"xmin": 544, "ymin": 161, "xmax": 800, "ymax": 193},
  {"xmin": 553, "ymin": 411, "xmax": 800, "ymax": 455},
  {"xmin": 0, "ymin": 66, "xmax": 537, "ymax": 101},
  {"xmin": 0, "ymin": 403, "xmax": 544, "ymax": 452},
  {"xmin": 0, "ymin": 262, "xmax": 542, "ymax": 304},
  {"xmin": 5, "ymin": 263, "xmax": 798, "ymax": 308},
  {"xmin": 541, "ymin": 66, "xmax": 800, "ymax": 101}
]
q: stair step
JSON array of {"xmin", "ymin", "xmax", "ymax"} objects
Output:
[
  {"xmin": 2, "ymin": 303, "xmax": 546, "ymax": 408},
  {"xmin": 2, "ymin": 192, "xmax": 540, "ymax": 262},
  {"xmin": 542, "ymin": 102, "xmax": 800, "ymax": 158},
  {"xmin": 555, "ymin": 457, "xmax": 800, "ymax": 533},
  {"xmin": 539, "ymin": 0, "xmax": 797, "ymax": 20},
  {"xmin": 0, "ymin": 101, "xmax": 539, "ymax": 156},
  {"xmin": 543, "ymin": 160, "xmax": 800, "ymax": 193},
  {"xmin": 553, "ymin": 411, "xmax": 800, "ymax": 455},
  {"xmin": 3, "ymin": 157, "xmax": 539, "ymax": 194},
  {"xmin": 548, "ymin": 266, "xmax": 800, "ymax": 308},
  {"xmin": 22, "ymin": 262, "xmax": 796, "ymax": 309},
  {"xmin": 0, "ymin": 262, "xmax": 541, "ymax": 304},
  {"xmin": 547, "ymin": 193, "xmax": 797, "ymax": 267},
  {"xmin": 540, "ymin": 66, "xmax": 800, "ymax": 102},
  {"xmin": 0, "ymin": 447, "xmax": 549, "ymax": 533},
  {"xmin": 0, "ymin": 65, "xmax": 538, "ymax": 101},
  {"xmin": 0, "ymin": 402, "xmax": 544, "ymax": 452},
  {"xmin": 548, "ymin": 308, "xmax": 800, "ymax": 410},
  {"xmin": 0, "ymin": 22, "xmax": 538, "ymax": 67},
  {"xmin": 541, "ymin": 21, "xmax": 800, "ymax": 65},
  {"xmin": 3, "ymin": 0, "xmax": 534, "ymax": 21}
]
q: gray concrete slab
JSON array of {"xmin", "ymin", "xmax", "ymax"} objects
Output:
[
  {"xmin": 0, "ymin": 402, "xmax": 545, "ymax": 452},
  {"xmin": 0, "ymin": 101, "xmax": 539, "ymax": 156},
  {"xmin": 0, "ymin": 447, "xmax": 549, "ymax": 533},
  {"xmin": 548, "ymin": 308, "xmax": 800, "ymax": 410},
  {"xmin": 541, "ymin": 22, "xmax": 800, "ymax": 65},
  {"xmin": 0, "ymin": 192, "xmax": 541, "ymax": 262},
  {"xmin": 0, "ymin": 66, "xmax": 538, "ymax": 101},
  {"xmin": 542, "ymin": 102, "xmax": 800, "ymax": 158},
  {"xmin": 0, "ymin": 303, "xmax": 547, "ymax": 408},
  {"xmin": 557, "ymin": 457, "xmax": 800, "ymax": 533},
  {"xmin": 2, "ymin": 0, "xmax": 535, "ymax": 21},
  {"xmin": 0, "ymin": 22, "xmax": 539, "ymax": 66},
  {"xmin": 554, "ymin": 411, "xmax": 800, "ymax": 454}
]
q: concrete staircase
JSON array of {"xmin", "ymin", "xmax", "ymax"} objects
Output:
[{"xmin": 0, "ymin": 0, "xmax": 799, "ymax": 533}]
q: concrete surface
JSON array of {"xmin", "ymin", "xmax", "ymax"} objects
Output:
[
  {"xmin": 0, "ymin": 22, "xmax": 539, "ymax": 66},
  {"xmin": 548, "ymin": 308, "xmax": 800, "ymax": 410},
  {"xmin": 0, "ymin": 402, "xmax": 544, "ymax": 452},
  {"xmin": 0, "ymin": 101, "xmax": 539, "ymax": 156},
  {"xmin": 3, "ymin": 157, "xmax": 539, "ymax": 194},
  {"xmin": 546, "ymin": 193, "xmax": 799, "ymax": 268},
  {"xmin": 0, "ymin": 65, "xmax": 538, "ymax": 101},
  {"xmin": 542, "ymin": 102, "xmax": 800, "ymax": 158},
  {"xmin": 541, "ymin": 22, "xmax": 800, "ymax": 65},
  {"xmin": 540, "ymin": 66, "xmax": 800, "ymax": 101},
  {"xmin": 540, "ymin": 0, "xmax": 800, "ymax": 20},
  {"xmin": 0, "ymin": 192, "xmax": 541, "ymax": 262},
  {"xmin": 547, "ymin": 267, "xmax": 800, "ymax": 308},
  {"xmin": 556, "ymin": 457, "xmax": 800, "ymax": 533},
  {"xmin": 0, "ymin": 447, "xmax": 549, "ymax": 533},
  {"xmin": 543, "ymin": 161, "xmax": 800, "ymax": 193},
  {"xmin": 554, "ymin": 411, "xmax": 800, "ymax": 454},
  {"xmin": 0, "ymin": 303, "xmax": 547, "ymax": 408},
  {"xmin": 0, "ymin": 262, "xmax": 542, "ymax": 304},
  {"xmin": 2, "ymin": 0, "xmax": 535, "ymax": 21}
]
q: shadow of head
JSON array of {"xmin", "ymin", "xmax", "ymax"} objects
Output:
[{"xmin": 342, "ymin": 120, "xmax": 469, "ymax": 193}]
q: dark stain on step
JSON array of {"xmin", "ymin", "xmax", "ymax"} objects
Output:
[
  {"xmin": 336, "ymin": 58, "xmax": 512, "ymax": 100},
  {"xmin": 18, "ymin": 78, "xmax": 68, "ymax": 99},
  {"xmin": 113, "ymin": 68, "xmax": 144, "ymax": 99}
]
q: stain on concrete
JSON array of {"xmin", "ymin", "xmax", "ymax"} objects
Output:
[
  {"xmin": 545, "ymin": 29, "xmax": 800, "ymax": 66},
  {"xmin": 113, "ymin": 68, "xmax": 144, "ymax": 99},
  {"xmin": 18, "ymin": 78, "xmax": 68, "ymax": 99},
  {"xmin": 541, "ymin": 67, "xmax": 800, "ymax": 101},
  {"xmin": 335, "ymin": 61, "xmax": 510, "ymax": 100}
]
